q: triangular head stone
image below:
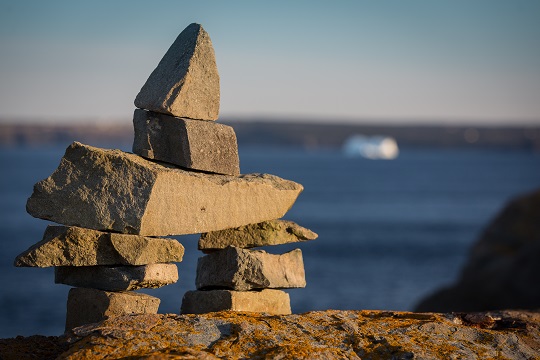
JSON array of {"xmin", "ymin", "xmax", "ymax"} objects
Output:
[{"xmin": 135, "ymin": 23, "xmax": 220, "ymax": 120}]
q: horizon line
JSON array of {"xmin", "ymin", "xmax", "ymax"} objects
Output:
[{"xmin": 0, "ymin": 114, "xmax": 539, "ymax": 127}]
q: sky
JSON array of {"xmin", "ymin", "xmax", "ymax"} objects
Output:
[{"xmin": 0, "ymin": 1, "xmax": 539, "ymax": 125}]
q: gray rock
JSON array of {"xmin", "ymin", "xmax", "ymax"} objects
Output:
[
  {"xmin": 65, "ymin": 287, "xmax": 160, "ymax": 331},
  {"xmin": 132, "ymin": 109, "xmax": 239, "ymax": 175},
  {"xmin": 199, "ymin": 219, "xmax": 317, "ymax": 252},
  {"xmin": 196, "ymin": 247, "xmax": 305, "ymax": 291},
  {"xmin": 416, "ymin": 188, "xmax": 540, "ymax": 312},
  {"xmin": 14, "ymin": 225, "xmax": 184, "ymax": 267},
  {"xmin": 26, "ymin": 142, "xmax": 303, "ymax": 236},
  {"xmin": 181, "ymin": 289, "xmax": 291, "ymax": 315},
  {"xmin": 134, "ymin": 23, "xmax": 220, "ymax": 120},
  {"xmin": 55, "ymin": 263, "xmax": 178, "ymax": 291}
]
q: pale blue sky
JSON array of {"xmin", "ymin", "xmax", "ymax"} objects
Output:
[{"xmin": 1, "ymin": 1, "xmax": 539, "ymax": 124}]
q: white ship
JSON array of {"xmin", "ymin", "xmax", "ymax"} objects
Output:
[{"xmin": 343, "ymin": 135, "xmax": 399, "ymax": 160}]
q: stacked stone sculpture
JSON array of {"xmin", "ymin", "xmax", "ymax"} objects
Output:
[{"xmin": 14, "ymin": 23, "xmax": 316, "ymax": 330}]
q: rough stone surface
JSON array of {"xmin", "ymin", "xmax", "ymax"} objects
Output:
[
  {"xmin": 26, "ymin": 142, "xmax": 303, "ymax": 236},
  {"xmin": 132, "ymin": 109, "xmax": 239, "ymax": 175},
  {"xmin": 65, "ymin": 288, "xmax": 160, "ymax": 331},
  {"xmin": 196, "ymin": 247, "xmax": 305, "ymax": 291},
  {"xmin": 181, "ymin": 289, "xmax": 291, "ymax": 315},
  {"xmin": 199, "ymin": 219, "xmax": 317, "ymax": 252},
  {"xmin": 55, "ymin": 264, "xmax": 178, "ymax": 291},
  {"xmin": 2, "ymin": 310, "xmax": 539, "ymax": 359},
  {"xmin": 416, "ymin": 188, "xmax": 540, "ymax": 312},
  {"xmin": 14, "ymin": 225, "xmax": 184, "ymax": 267},
  {"xmin": 134, "ymin": 23, "xmax": 220, "ymax": 120}
]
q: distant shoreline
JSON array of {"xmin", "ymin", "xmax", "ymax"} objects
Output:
[{"xmin": 1, "ymin": 120, "xmax": 539, "ymax": 150}]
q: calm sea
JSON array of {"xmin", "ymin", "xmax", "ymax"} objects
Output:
[{"xmin": 0, "ymin": 143, "xmax": 539, "ymax": 337}]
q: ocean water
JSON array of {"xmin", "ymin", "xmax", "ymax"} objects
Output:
[{"xmin": 0, "ymin": 144, "xmax": 539, "ymax": 338}]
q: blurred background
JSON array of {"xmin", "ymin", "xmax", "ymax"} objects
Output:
[{"xmin": 0, "ymin": 1, "xmax": 539, "ymax": 338}]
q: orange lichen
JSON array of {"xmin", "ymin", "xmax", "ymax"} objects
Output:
[{"xmin": 1, "ymin": 310, "xmax": 538, "ymax": 359}]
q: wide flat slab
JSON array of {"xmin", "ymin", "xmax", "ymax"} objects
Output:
[{"xmin": 26, "ymin": 142, "xmax": 303, "ymax": 236}]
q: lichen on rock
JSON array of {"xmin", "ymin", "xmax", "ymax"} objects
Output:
[{"xmin": 1, "ymin": 310, "xmax": 538, "ymax": 359}]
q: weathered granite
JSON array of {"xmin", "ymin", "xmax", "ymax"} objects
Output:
[
  {"xmin": 196, "ymin": 247, "xmax": 305, "ymax": 291},
  {"xmin": 2, "ymin": 310, "xmax": 538, "ymax": 359},
  {"xmin": 181, "ymin": 289, "xmax": 291, "ymax": 315},
  {"xmin": 199, "ymin": 219, "xmax": 318, "ymax": 252},
  {"xmin": 65, "ymin": 288, "xmax": 160, "ymax": 331},
  {"xmin": 416, "ymin": 188, "xmax": 540, "ymax": 312},
  {"xmin": 14, "ymin": 225, "xmax": 184, "ymax": 267},
  {"xmin": 55, "ymin": 264, "xmax": 178, "ymax": 291},
  {"xmin": 134, "ymin": 23, "xmax": 220, "ymax": 120},
  {"xmin": 26, "ymin": 142, "xmax": 303, "ymax": 236},
  {"xmin": 132, "ymin": 109, "xmax": 239, "ymax": 175}
]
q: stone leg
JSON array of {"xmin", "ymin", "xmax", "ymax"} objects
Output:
[
  {"xmin": 65, "ymin": 288, "xmax": 160, "ymax": 331},
  {"xmin": 56, "ymin": 264, "xmax": 178, "ymax": 291},
  {"xmin": 196, "ymin": 247, "xmax": 306, "ymax": 291},
  {"xmin": 180, "ymin": 289, "xmax": 291, "ymax": 315}
]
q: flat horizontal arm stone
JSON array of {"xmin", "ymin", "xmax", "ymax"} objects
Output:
[
  {"xmin": 199, "ymin": 219, "xmax": 317, "ymax": 252},
  {"xmin": 14, "ymin": 225, "xmax": 184, "ymax": 267},
  {"xmin": 196, "ymin": 247, "xmax": 306, "ymax": 291},
  {"xmin": 55, "ymin": 264, "xmax": 178, "ymax": 291},
  {"xmin": 26, "ymin": 142, "xmax": 303, "ymax": 236}
]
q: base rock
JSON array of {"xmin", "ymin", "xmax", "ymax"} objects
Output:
[
  {"xmin": 26, "ymin": 142, "xmax": 302, "ymax": 236},
  {"xmin": 1, "ymin": 310, "xmax": 538, "ymax": 359}
]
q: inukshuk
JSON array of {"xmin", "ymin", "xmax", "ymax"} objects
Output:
[{"xmin": 14, "ymin": 23, "xmax": 316, "ymax": 331}]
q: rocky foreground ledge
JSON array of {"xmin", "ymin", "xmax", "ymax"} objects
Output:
[{"xmin": 1, "ymin": 310, "xmax": 539, "ymax": 359}]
